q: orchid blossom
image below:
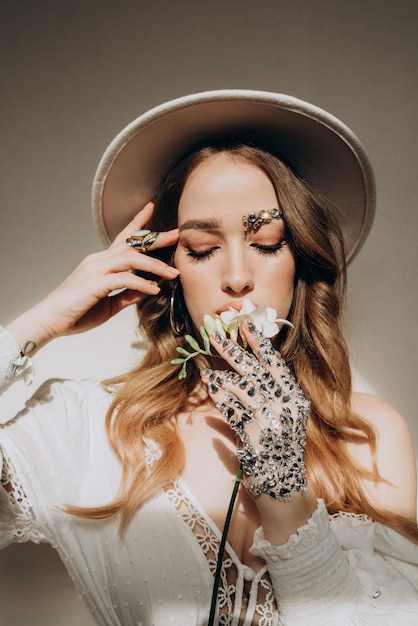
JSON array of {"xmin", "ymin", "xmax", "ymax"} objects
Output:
[
  {"xmin": 216, "ymin": 298, "xmax": 293, "ymax": 346},
  {"xmin": 171, "ymin": 299, "xmax": 293, "ymax": 379}
]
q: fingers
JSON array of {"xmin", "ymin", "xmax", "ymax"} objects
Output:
[
  {"xmin": 210, "ymin": 324, "xmax": 297, "ymax": 401},
  {"xmin": 201, "ymin": 324, "xmax": 310, "ymax": 423},
  {"xmin": 44, "ymin": 246, "xmax": 178, "ymax": 337},
  {"xmin": 112, "ymin": 202, "xmax": 155, "ymax": 245},
  {"xmin": 200, "ymin": 369, "xmax": 255, "ymax": 439},
  {"xmin": 105, "ymin": 287, "xmax": 147, "ymax": 316},
  {"xmin": 96, "ymin": 201, "xmax": 180, "ymax": 298},
  {"xmin": 200, "ymin": 361, "xmax": 274, "ymax": 432},
  {"xmin": 209, "ymin": 324, "xmax": 275, "ymax": 374},
  {"xmin": 101, "ymin": 241, "xmax": 179, "ymax": 281},
  {"xmin": 19, "ymin": 204, "xmax": 179, "ymax": 342},
  {"xmin": 122, "ymin": 226, "xmax": 179, "ymax": 255},
  {"xmin": 106, "ymin": 202, "xmax": 180, "ymax": 289},
  {"xmin": 199, "ymin": 325, "xmax": 310, "ymax": 502},
  {"xmin": 206, "ymin": 331, "xmax": 285, "ymax": 403},
  {"xmin": 112, "ymin": 202, "xmax": 179, "ymax": 252}
]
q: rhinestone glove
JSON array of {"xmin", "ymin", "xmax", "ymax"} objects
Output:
[{"xmin": 201, "ymin": 323, "xmax": 309, "ymax": 501}]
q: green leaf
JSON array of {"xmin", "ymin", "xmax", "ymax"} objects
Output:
[
  {"xmin": 185, "ymin": 334, "xmax": 201, "ymax": 352},
  {"xmin": 200, "ymin": 326, "xmax": 211, "ymax": 353},
  {"xmin": 176, "ymin": 347, "xmax": 191, "ymax": 358},
  {"xmin": 178, "ymin": 362, "xmax": 188, "ymax": 379},
  {"xmin": 171, "ymin": 358, "xmax": 187, "ymax": 365}
]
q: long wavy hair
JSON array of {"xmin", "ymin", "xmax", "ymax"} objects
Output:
[{"xmin": 68, "ymin": 142, "xmax": 418, "ymax": 542}]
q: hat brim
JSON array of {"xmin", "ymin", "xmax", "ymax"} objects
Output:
[{"xmin": 92, "ymin": 89, "xmax": 376, "ymax": 263}]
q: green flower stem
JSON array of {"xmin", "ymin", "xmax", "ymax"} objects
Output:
[
  {"xmin": 208, "ymin": 465, "xmax": 243, "ymax": 626},
  {"xmin": 170, "ymin": 326, "xmax": 218, "ymax": 379}
]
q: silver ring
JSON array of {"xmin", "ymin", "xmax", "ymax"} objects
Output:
[{"xmin": 126, "ymin": 230, "xmax": 159, "ymax": 252}]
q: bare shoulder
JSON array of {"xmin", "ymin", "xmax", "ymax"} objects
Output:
[
  {"xmin": 349, "ymin": 392, "xmax": 417, "ymax": 518},
  {"xmin": 351, "ymin": 391, "xmax": 411, "ymax": 437}
]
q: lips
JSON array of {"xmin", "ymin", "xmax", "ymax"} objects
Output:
[
  {"xmin": 216, "ymin": 300, "xmax": 259, "ymax": 315},
  {"xmin": 216, "ymin": 301, "xmax": 242, "ymax": 315}
]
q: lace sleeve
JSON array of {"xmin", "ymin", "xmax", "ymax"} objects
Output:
[
  {"xmin": 0, "ymin": 326, "xmax": 34, "ymax": 391},
  {"xmin": 0, "ymin": 447, "xmax": 44, "ymax": 548}
]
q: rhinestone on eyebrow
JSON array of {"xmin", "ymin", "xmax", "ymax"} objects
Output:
[{"xmin": 242, "ymin": 208, "xmax": 284, "ymax": 240}]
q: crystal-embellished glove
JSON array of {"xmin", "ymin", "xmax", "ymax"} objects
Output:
[{"xmin": 201, "ymin": 322, "xmax": 309, "ymax": 501}]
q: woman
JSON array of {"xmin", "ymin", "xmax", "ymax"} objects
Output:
[{"xmin": 1, "ymin": 90, "xmax": 417, "ymax": 625}]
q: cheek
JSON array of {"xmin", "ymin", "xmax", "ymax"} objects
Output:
[
  {"xmin": 179, "ymin": 278, "xmax": 208, "ymax": 331},
  {"xmin": 279, "ymin": 284, "xmax": 295, "ymax": 318},
  {"xmin": 180, "ymin": 269, "xmax": 213, "ymax": 304},
  {"xmin": 174, "ymin": 252, "xmax": 197, "ymax": 295},
  {"xmin": 174, "ymin": 255, "xmax": 210, "ymax": 323},
  {"xmin": 271, "ymin": 259, "xmax": 296, "ymax": 316},
  {"xmin": 179, "ymin": 272, "xmax": 198, "ymax": 302}
]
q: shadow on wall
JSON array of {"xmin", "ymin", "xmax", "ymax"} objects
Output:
[{"xmin": 0, "ymin": 542, "xmax": 96, "ymax": 626}]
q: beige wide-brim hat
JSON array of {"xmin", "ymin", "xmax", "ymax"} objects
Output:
[{"xmin": 92, "ymin": 89, "xmax": 376, "ymax": 263}]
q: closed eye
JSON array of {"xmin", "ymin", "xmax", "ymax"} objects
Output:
[
  {"xmin": 251, "ymin": 240, "xmax": 287, "ymax": 256},
  {"xmin": 185, "ymin": 246, "xmax": 220, "ymax": 262}
]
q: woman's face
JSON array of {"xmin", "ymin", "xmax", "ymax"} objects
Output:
[{"xmin": 173, "ymin": 153, "xmax": 296, "ymax": 334}]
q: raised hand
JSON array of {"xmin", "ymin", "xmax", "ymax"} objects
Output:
[
  {"xmin": 6, "ymin": 202, "xmax": 179, "ymax": 352},
  {"xmin": 200, "ymin": 322, "xmax": 309, "ymax": 501}
]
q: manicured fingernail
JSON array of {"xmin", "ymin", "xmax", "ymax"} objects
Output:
[
  {"xmin": 247, "ymin": 321, "xmax": 257, "ymax": 333},
  {"xmin": 200, "ymin": 368, "xmax": 212, "ymax": 378},
  {"xmin": 213, "ymin": 331, "xmax": 224, "ymax": 343}
]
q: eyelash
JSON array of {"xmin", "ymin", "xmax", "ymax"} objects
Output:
[
  {"xmin": 186, "ymin": 247, "xmax": 218, "ymax": 262},
  {"xmin": 185, "ymin": 240, "xmax": 286, "ymax": 262},
  {"xmin": 251, "ymin": 241, "xmax": 287, "ymax": 256}
]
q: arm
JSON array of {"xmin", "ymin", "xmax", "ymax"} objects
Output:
[
  {"xmin": 0, "ymin": 204, "xmax": 179, "ymax": 544},
  {"xmin": 3, "ymin": 203, "xmax": 179, "ymax": 363},
  {"xmin": 255, "ymin": 392, "xmax": 418, "ymax": 623},
  {"xmin": 200, "ymin": 322, "xmax": 318, "ymax": 543},
  {"xmin": 250, "ymin": 499, "xmax": 418, "ymax": 625},
  {"xmin": 0, "ymin": 326, "xmax": 34, "ymax": 391},
  {"xmin": 349, "ymin": 391, "xmax": 417, "ymax": 520},
  {"xmin": 200, "ymin": 326, "xmax": 418, "ymax": 624}
]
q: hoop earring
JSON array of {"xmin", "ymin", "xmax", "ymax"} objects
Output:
[{"xmin": 169, "ymin": 280, "xmax": 186, "ymax": 336}]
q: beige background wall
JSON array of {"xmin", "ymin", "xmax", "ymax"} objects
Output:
[{"xmin": 0, "ymin": 1, "xmax": 417, "ymax": 624}]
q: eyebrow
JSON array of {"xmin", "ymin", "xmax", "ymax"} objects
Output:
[{"xmin": 179, "ymin": 218, "xmax": 221, "ymax": 232}]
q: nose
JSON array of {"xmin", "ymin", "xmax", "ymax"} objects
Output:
[{"xmin": 221, "ymin": 249, "xmax": 254, "ymax": 296}]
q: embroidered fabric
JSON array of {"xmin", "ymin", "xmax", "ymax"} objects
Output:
[
  {"xmin": 329, "ymin": 510, "xmax": 371, "ymax": 523},
  {"xmin": 0, "ymin": 448, "xmax": 43, "ymax": 545},
  {"xmin": 0, "ymin": 357, "xmax": 417, "ymax": 625},
  {"xmin": 166, "ymin": 480, "xmax": 278, "ymax": 626},
  {"xmin": 144, "ymin": 436, "xmax": 163, "ymax": 467},
  {"xmin": 0, "ymin": 326, "xmax": 34, "ymax": 389}
]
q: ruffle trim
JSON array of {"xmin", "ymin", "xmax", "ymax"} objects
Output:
[
  {"xmin": 250, "ymin": 498, "xmax": 329, "ymax": 559},
  {"xmin": 0, "ymin": 326, "xmax": 34, "ymax": 389}
]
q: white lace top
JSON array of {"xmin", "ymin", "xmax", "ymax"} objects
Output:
[{"xmin": 0, "ymin": 327, "xmax": 417, "ymax": 625}]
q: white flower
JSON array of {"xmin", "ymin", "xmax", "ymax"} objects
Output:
[
  {"xmin": 215, "ymin": 298, "xmax": 293, "ymax": 345},
  {"xmin": 202, "ymin": 314, "xmax": 225, "ymax": 337},
  {"xmin": 172, "ymin": 299, "xmax": 294, "ymax": 380}
]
